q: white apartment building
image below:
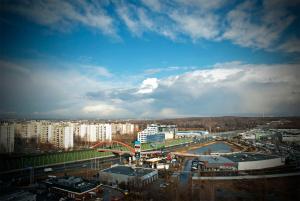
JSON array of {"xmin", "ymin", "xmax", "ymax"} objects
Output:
[
  {"xmin": 51, "ymin": 125, "xmax": 74, "ymax": 149},
  {"xmin": 97, "ymin": 124, "xmax": 112, "ymax": 142},
  {"xmin": 0, "ymin": 123, "xmax": 15, "ymax": 153},
  {"xmin": 15, "ymin": 121, "xmax": 41, "ymax": 142},
  {"xmin": 111, "ymin": 123, "xmax": 135, "ymax": 135},
  {"xmin": 88, "ymin": 124, "xmax": 97, "ymax": 142},
  {"xmin": 39, "ymin": 122, "xmax": 53, "ymax": 144},
  {"xmin": 74, "ymin": 123, "xmax": 112, "ymax": 142}
]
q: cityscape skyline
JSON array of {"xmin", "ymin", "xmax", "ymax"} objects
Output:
[{"xmin": 1, "ymin": 0, "xmax": 300, "ymax": 119}]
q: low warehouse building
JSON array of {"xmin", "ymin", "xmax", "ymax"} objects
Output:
[
  {"xmin": 224, "ymin": 153, "xmax": 285, "ymax": 171},
  {"xmin": 197, "ymin": 153, "xmax": 285, "ymax": 171},
  {"xmin": 100, "ymin": 165, "xmax": 158, "ymax": 187}
]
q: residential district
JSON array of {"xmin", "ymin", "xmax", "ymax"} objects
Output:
[{"xmin": 0, "ymin": 119, "xmax": 300, "ymax": 201}]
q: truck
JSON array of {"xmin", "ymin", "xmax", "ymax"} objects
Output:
[{"xmin": 44, "ymin": 168, "xmax": 53, "ymax": 172}]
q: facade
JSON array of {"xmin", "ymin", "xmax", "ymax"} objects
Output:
[
  {"xmin": 111, "ymin": 123, "xmax": 136, "ymax": 135},
  {"xmin": 15, "ymin": 121, "xmax": 40, "ymax": 142},
  {"xmin": 0, "ymin": 123, "xmax": 15, "ymax": 153},
  {"xmin": 97, "ymin": 124, "xmax": 112, "ymax": 142},
  {"xmin": 159, "ymin": 125, "xmax": 177, "ymax": 139},
  {"xmin": 45, "ymin": 176, "xmax": 101, "ymax": 201},
  {"xmin": 100, "ymin": 165, "xmax": 158, "ymax": 187},
  {"xmin": 39, "ymin": 122, "xmax": 52, "ymax": 144},
  {"xmin": 51, "ymin": 125, "xmax": 74, "ymax": 149},
  {"xmin": 146, "ymin": 133, "xmax": 165, "ymax": 143},
  {"xmin": 74, "ymin": 123, "xmax": 112, "ymax": 142}
]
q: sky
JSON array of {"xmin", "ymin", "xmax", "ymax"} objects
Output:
[{"xmin": 0, "ymin": 0, "xmax": 300, "ymax": 119}]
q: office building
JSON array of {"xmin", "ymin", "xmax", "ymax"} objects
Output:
[{"xmin": 137, "ymin": 124, "xmax": 176, "ymax": 143}]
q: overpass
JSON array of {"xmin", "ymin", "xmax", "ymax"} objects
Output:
[{"xmin": 90, "ymin": 140, "xmax": 164, "ymax": 156}]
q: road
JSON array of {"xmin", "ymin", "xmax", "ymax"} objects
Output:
[
  {"xmin": 0, "ymin": 156, "xmax": 121, "ymax": 182},
  {"xmin": 0, "ymin": 141, "xmax": 195, "ymax": 183},
  {"xmin": 179, "ymin": 159, "xmax": 192, "ymax": 186}
]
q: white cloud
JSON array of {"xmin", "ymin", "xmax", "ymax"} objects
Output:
[
  {"xmin": 141, "ymin": 0, "xmax": 162, "ymax": 12},
  {"xmin": 159, "ymin": 108, "xmax": 179, "ymax": 118},
  {"xmin": 137, "ymin": 78, "xmax": 159, "ymax": 94},
  {"xmin": 278, "ymin": 37, "xmax": 300, "ymax": 53},
  {"xmin": 154, "ymin": 62, "xmax": 300, "ymax": 116},
  {"xmin": 169, "ymin": 11, "xmax": 219, "ymax": 40},
  {"xmin": 222, "ymin": 0, "xmax": 295, "ymax": 49},
  {"xmin": 82, "ymin": 65, "xmax": 113, "ymax": 77},
  {"xmin": 82, "ymin": 102, "xmax": 129, "ymax": 116},
  {"xmin": 4, "ymin": 0, "xmax": 116, "ymax": 36},
  {"xmin": 1, "ymin": 59, "xmax": 300, "ymax": 118}
]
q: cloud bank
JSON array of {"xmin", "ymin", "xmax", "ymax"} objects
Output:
[{"xmin": 1, "ymin": 60, "xmax": 299, "ymax": 118}]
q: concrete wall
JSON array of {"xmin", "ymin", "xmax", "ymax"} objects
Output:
[{"xmin": 238, "ymin": 157, "xmax": 285, "ymax": 170}]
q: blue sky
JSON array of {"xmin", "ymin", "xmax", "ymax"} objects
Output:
[{"xmin": 0, "ymin": 0, "xmax": 300, "ymax": 119}]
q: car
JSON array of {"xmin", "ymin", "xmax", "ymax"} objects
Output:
[{"xmin": 160, "ymin": 183, "xmax": 167, "ymax": 188}]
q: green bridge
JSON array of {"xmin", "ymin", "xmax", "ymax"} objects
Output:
[{"xmin": 0, "ymin": 138, "xmax": 192, "ymax": 172}]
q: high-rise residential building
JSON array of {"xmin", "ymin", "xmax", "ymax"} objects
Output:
[
  {"xmin": 39, "ymin": 122, "xmax": 53, "ymax": 144},
  {"xmin": 97, "ymin": 124, "xmax": 112, "ymax": 142},
  {"xmin": 50, "ymin": 125, "xmax": 74, "ymax": 149},
  {"xmin": 0, "ymin": 123, "xmax": 15, "ymax": 153},
  {"xmin": 88, "ymin": 124, "xmax": 97, "ymax": 142},
  {"xmin": 111, "ymin": 123, "xmax": 136, "ymax": 135},
  {"xmin": 15, "ymin": 121, "xmax": 41, "ymax": 142},
  {"xmin": 79, "ymin": 124, "xmax": 88, "ymax": 140}
]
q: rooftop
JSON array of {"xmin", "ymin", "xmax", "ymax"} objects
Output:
[
  {"xmin": 198, "ymin": 155, "xmax": 235, "ymax": 164},
  {"xmin": 46, "ymin": 176, "xmax": 98, "ymax": 193},
  {"xmin": 224, "ymin": 153, "xmax": 280, "ymax": 162}
]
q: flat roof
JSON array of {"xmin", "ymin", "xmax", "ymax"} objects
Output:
[
  {"xmin": 46, "ymin": 176, "xmax": 98, "ymax": 193},
  {"xmin": 102, "ymin": 165, "xmax": 156, "ymax": 177},
  {"xmin": 199, "ymin": 155, "xmax": 235, "ymax": 164},
  {"xmin": 224, "ymin": 153, "xmax": 280, "ymax": 162}
]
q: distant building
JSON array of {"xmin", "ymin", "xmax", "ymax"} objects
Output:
[
  {"xmin": 100, "ymin": 165, "xmax": 158, "ymax": 187},
  {"xmin": 15, "ymin": 121, "xmax": 41, "ymax": 142},
  {"xmin": 137, "ymin": 124, "xmax": 176, "ymax": 143},
  {"xmin": 111, "ymin": 123, "xmax": 136, "ymax": 135},
  {"xmin": 176, "ymin": 130, "xmax": 209, "ymax": 138},
  {"xmin": 145, "ymin": 133, "xmax": 165, "ymax": 143},
  {"xmin": 39, "ymin": 122, "xmax": 53, "ymax": 144},
  {"xmin": 44, "ymin": 176, "xmax": 101, "ymax": 201},
  {"xmin": 159, "ymin": 125, "xmax": 177, "ymax": 139},
  {"xmin": 195, "ymin": 153, "xmax": 285, "ymax": 171},
  {"xmin": 280, "ymin": 129, "xmax": 300, "ymax": 142},
  {"xmin": 74, "ymin": 123, "xmax": 112, "ymax": 142},
  {"xmin": 0, "ymin": 123, "xmax": 15, "ymax": 153}
]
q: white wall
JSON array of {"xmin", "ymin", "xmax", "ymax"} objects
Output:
[
  {"xmin": 63, "ymin": 126, "xmax": 74, "ymax": 149},
  {"xmin": 238, "ymin": 157, "xmax": 285, "ymax": 171}
]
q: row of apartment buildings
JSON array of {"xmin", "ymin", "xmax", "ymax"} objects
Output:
[{"xmin": 0, "ymin": 121, "xmax": 138, "ymax": 153}]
